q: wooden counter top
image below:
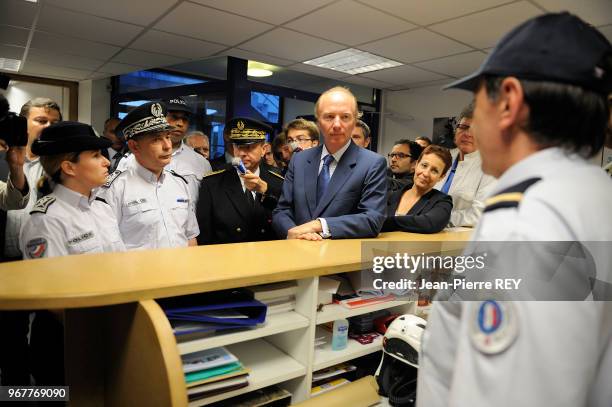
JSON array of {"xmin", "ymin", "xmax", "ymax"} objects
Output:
[{"xmin": 0, "ymin": 230, "xmax": 471, "ymax": 310}]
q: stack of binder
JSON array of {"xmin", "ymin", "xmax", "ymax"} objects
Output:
[
  {"xmin": 158, "ymin": 289, "xmax": 268, "ymax": 337},
  {"xmin": 183, "ymin": 347, "xmax": 250, "ymax": 401}
]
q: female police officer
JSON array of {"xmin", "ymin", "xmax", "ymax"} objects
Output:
[{"xmin": 20, "ymin": 121, "xmax": 125, "ymax": 257}]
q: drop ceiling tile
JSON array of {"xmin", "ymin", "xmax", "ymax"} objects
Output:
[
  {"xmin": 21, "ymin": 62, "xmax": 92, "ymax": 80},
  {"xmin": 191, "ymin": 0, "xmax": 335, "ymax": 25},
  {"xmin": 414, "ymin": 51, "xmax": 486, "ymax": 77},
  {"xmin": 0, "ymin": 44, "xmax": 25, "ymax": 60},
  {"xmin": 221, "ymin": 48, "xmax": 297, "ymax": 67},
  {"xmin": 240, "ymin": 28, "xmax": 345, "ymax": 62},
  {"xmin": 287, "ymin": 63, "xmax": 351, "ymax": 79},
  {"xmin": 155, "ymin": 2, "xmax": 273, "ymax": 46},
  {"xmin": 45, "ymin": 0, "xmax": 177, "ymax": 26},
  {"xmin": 359, "ymin": 29, "xmax": 472, "ymax": 64},
  {"xmin": 1, "ymin": 0, "xmax": 38, "ymax": 29},
  {"xmin": 358, "ymin": 0, "xmax": 514, "ymax": 25},
  {"xmin": 340, "ymin": 75, "xmax": 393, "ymax": 89},
  {"xmin": 37, "ymin": 5, "xmax": 143, "ymax": 46},
  {"xmin": 360, "ymin": 64, "xmax": 448, "ymax": 85},
  {"xmin": 285, "ymin": 0, "xmax": 414, "ymax": 46},
  {"xmin": 167, "ymin": 58, "xmax": 228, "ymax": 80},
  {"xmin": 533, "ymin": 0, "xmax": 612, "ymax": 27},
  {"xmin": 398, "ymin": 78, "xmax": 455, "ymax": 89},
  {"xmin": 97, "ymin": 61, "xmax": 144, "ymax": 75},
  {"xmin": 27, "ymin": 48, "xmax": 105, "ymax": 71},
  {"xmin": 0, "ymin": 25, "xmax": 30, "ymax": 47},
  {"xmin": 112, "ymin": 49, "xmax": 188, "ymax": 68},
  {"xmin": 429, "ymin": 1, "xmax": 542, "ymax": 49},
  {"xmin": 131, "ymin": 30, "xmax": 226, "ymax": 60},
  {"xmin": 598, "ymin": 25, "xmax": 612, "ymax": 43},
  {"xmin": 31, "ymin": 30, "xmax": 121, "ymax": 60}
]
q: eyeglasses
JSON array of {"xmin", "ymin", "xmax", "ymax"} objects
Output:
[
  {"xmin": 288, "ymin": 137, "xmax": 314, "ymax": 143},
  {"xmin": 455, "ymin": 123, "xmax": 470, "ymax": 132},
  {"xmin": 320, "ymin": 113, "xmax": 355, "ymax": 123},
  {"xmin": 387, "ymin": 153, "xmax": 411, "ymax": 159}
]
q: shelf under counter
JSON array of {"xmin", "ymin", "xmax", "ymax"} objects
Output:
[
  {"xmin": 315, "ymin": 300, "xmax": 414, "ymax": 325},
  {"xmin": 313, "ymin": 326, "xmax": 383, "ymax": 371}
]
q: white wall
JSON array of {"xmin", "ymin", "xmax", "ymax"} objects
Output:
[
  {"xmin": 78, "ymin": 78, "xmax": 111, "ymax": 134},
  {"xmin": 4, "ymin": 80, "xmax": 70, "ymax": 117},
  {"xmin": 379, "ymin": 84, "xmax": 472, "ymax": 154},
  {"xmin": 283, "ymin": 98, "xmax": 315, "ymax": 124}
]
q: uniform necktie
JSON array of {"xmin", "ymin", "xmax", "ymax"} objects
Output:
[
  {"xmin": 441, "ymin": 156, "xmax": 459, "ymax": 194},
  {"xmin": 317, "ymin": 154, "xmax": 334, "ymax": 205}
]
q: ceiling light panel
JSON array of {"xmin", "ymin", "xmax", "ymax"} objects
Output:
[
  {"xmin": 303, "ymin": 48, "xmax": 402, "ymax": 75},
  {"xmin": 0, "ymin": 58, "xmax": 21, "ymax": 71}
]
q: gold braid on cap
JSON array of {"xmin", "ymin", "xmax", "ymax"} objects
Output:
[{"xmin": 230, "ymin": 128, "xmax": 266, "ymax": 141}]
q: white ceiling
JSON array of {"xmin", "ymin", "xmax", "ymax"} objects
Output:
[{"xmin": 1, "ymin": 0, "xmax": 611, "ymax": 91}]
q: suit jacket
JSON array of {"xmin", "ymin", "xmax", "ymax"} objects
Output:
[
  {"xmin": 196, "ymin": 163, "xmax": 284, "ymax": 245},
  {"xmin": 382, "ymin": 184, "xmax": 453, "ymax": 234},
  {"xmin": 272, "ymin": 141, "xmax": 387, "ymax": 239}
]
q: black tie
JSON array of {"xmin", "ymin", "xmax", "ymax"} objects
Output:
[{"xmin": 245, "ymin": 188, "xmax": 255, "ymax": 206}]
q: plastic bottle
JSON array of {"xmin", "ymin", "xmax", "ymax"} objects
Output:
[{"xmin": 331, "ymin": 318, "xmax": 349, "ymax": 351}]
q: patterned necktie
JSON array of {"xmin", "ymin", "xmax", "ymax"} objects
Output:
[
  {"xmin": 317, "ymin": 154, "xmax": 335, "ymax": 205},
  {"xmin": 441, "ymin": 156, "xmax": 459, "ymax": 194}
]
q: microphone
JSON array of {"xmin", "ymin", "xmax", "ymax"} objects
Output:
[
  {"xmin": 231, "ymin": 157, "xmax": 247, "ymax": 175},
  {"xmin": 289, "ymin": 141, "xmax": 302, "ymax": 153}
]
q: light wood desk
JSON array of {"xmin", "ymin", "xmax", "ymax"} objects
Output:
[{"xmin": 0, "ymin": 230, "xmax": 470, "ymax": 406}]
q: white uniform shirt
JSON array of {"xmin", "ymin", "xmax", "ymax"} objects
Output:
[
  {"xmin": 100, "ymin": 159, "xmax": 199, "ymax": 250},
  {"xmin": 165, "ymin": 143, "xmax": 212, "ymax": 202},
  {"xmin": 434, "ymin": 149, "xmax": 497, "ymax": 227},
  {"xmin": 419, "ymin": 148, "xmax": 612, "ymax": 407},
  {"xmin": 4, "ymin": 157, "xmax": 44, "ymax": 257},
  {"xmin": 20, "ymin": 184, "xmax": 125, "ymax": 259}
]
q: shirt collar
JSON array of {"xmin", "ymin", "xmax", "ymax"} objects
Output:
[
  {"xmin": 321, "ymin": 139, "xmax": 351, "ymax": 163},
  {"xmin": 134, "ymin": 159, "xmax": 165, "ymax": 184},
  {"xmin": 54, "ymin": 184, "xmax": 93, "ymax": 210},
  {"xmin": 172, "ymin": 144, "xmax": 185, "ymax": 157}
]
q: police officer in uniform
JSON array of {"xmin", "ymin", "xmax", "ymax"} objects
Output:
[
  {"xmin": 100, "ymin": 102, "xmax": 199, "ymax": 250},
  {"xmin": 417, "ymin": 13, "xmax": 612, "ymax": 407},
  {"xmin": 196, "ymin": 117, "xmax": 283, "ymax": 244},
  {"xmin": 163, "ymin": 97, "xmax": 212, "ymax": 202}
]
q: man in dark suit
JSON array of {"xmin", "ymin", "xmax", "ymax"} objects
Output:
[
  {"xmin": 272, "ymin": 87, "xmax": 387, "ymax": 240},
  {"xmin": 196, "ymin": 117, "xmax": 284, "ymax": 245}
]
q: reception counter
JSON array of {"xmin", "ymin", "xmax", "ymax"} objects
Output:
[{"xmin": 0, "ymin": 230, "xmax": 471, "ymax": 406}]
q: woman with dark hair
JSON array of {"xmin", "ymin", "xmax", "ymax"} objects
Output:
[
  {"xmin": 382, "ymin": 145, "xmax": 453, "ymax": 233},
  {"xmin": 20, "ymin": 121, "xmax": 125, "ymax": 258}
]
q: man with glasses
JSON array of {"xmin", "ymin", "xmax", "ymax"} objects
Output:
[
  {"xmin": 433, "ymin": 102, "xmax": 496, "ymax": 227},
  {"xmin": 285, "ymin": 118, "xmax": 319, "ymax": 152},
  {"xmin": 387, "ymin": 139, "xmax": 423, "ymax": 193},
  {"xmin": 273, "ymin": 86, "xmax": 387, "ymax": 240}
]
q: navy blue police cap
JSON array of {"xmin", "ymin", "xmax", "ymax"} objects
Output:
[
  {"xmin": 164, "ymin": 97, "xmax": 192, "ymax": 115},
  {"xmin": 445, "ymin": 12, "xmax": 612, "ymax": 94},
  {"xmin": 227, "ymin": 117, "xmax": 272, "ymax": 145},
  {"xmin": 32, "ymin": 121, "xmax": 111, "ymax": 156},
  {"xmin": 115, "ymin": 101, "xmax": 174, "ymax": 140}
]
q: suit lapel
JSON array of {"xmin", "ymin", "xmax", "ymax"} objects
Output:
[
  {"xmin": 304, "ymin": 147, "xmax": 321, "ymax": 217},
  {"xmin": 224, "ymin": 169, "xmax": 250, "ymax": 221},
  {"xmin": 314, "ymin": 142, "xmax": 358, "ymax": 218}
]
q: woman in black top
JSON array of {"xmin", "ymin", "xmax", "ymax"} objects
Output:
[{"xmin": 383, "ymin": 145, "xmax": 453, "ymax": 233}]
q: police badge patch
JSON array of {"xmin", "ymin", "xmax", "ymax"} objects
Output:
[
  {"xmin": 470, "ymin": 300, "xmax": 519, "ymax": 355},
  {"xmin": 26, "ymin": 237, "xmax": 48, "ymax": 259}
]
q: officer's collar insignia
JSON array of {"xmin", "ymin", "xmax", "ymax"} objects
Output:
[
  {"xmin": 151, "ymin": 103, "xmax": 164, "ymax": 118},
  {"xmin": 30, "ymin": 196, "xmax": 56, "ymax": 214},
  {"xmin": 470, "ymin": 300, "xmax": 519, "ymax": 355},
  {"xmin": 268, "ymin": 170, "xmax": 284, "ymax": 180},
  {"xmin": 102, "ymin": 170, "xmax": 123, "ymax": 188},
  {"xmin": 203, "ymin": 169, "xmax": 226, "ymax": 178},
  {"xmin": 26, "ymin": 237, "xmax": 47, "ymax": 259}
]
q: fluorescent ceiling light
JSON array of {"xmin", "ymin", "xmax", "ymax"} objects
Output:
[
  {"xmin": 247, "ymin": 68, "xmax": 273, "ymax": 77},
  {"xmin": 0, "ymin": 58, "xmax": 21, "ymax": 72},
  {"xmin": 24, "ymin": 0, "xmax": 38, "ymax": 2},
  {"xmin": 206, "ymin": 108, "xmax": 217, "ymax": 115},
  {"xmin": 303, "ymin": 48, "xmax": 402, "ymax": 75}
]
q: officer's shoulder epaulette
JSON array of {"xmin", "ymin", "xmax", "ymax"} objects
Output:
[
  {"xmin": 170, "ymin": 170, "xmax": 188, "ymax": 184},
  {"xmin": 202, "ymin": 169, "xmax": 226, "ymax": 179},
  {"xmin": 30, "ymin": 195, "xmax": 56, "ymax": 214},
  {"xmin": 267, "ymin": 170, "xmax": 284, "ymax": 180},
  {"xmin": 484, "ymin": 177, "xmax": 541, "ymax": 213},
  {"xmin": 102, "ymin": 170, "xmax": 123, "ymax": 188}
]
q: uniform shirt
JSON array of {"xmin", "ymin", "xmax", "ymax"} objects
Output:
[
  {"xmin": 418, "ymin": 147, "xmax": 612, "ymax": 407},
  {"xmin": 434, "ymin": 149, "xmax": 496, "ymax": 227},
  {"xmin": 100, "ymin": 159, "xmax": 199, "ymax": 250},
  {"xmin": 20, "ymin": 184, "xmax": 125, "ymax": 259},
  {"xmin": 4, "ymin": 157, "xmax": 44, "ymax": 257},
  {"xmin": 0, "ymin": 176, "xmax": 29, "ymax": 211},
  {"xmin": 165, "ymin": 143, "xmax": 212, "ymax": 202}
]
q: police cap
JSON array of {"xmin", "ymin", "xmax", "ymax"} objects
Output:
[
  {"xmin": 116, "ymin": 102, "xmax": 174, "ymax": 140},
  {"xmin": 32, "ymin": 121, "xmax": 111, "ymax": 156},
  {"xmin": 445, "ymin": 12, "xmax": 612, "ymax": 94},
  {"xmin": 164, "ymin": 97, "xmax": 192, "ymax": 115},
  {"xmin": 227, "ymin": 117, "xmax": 271, "ymax": 145}
]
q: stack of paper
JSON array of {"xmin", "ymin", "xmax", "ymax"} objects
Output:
[
  {"xmin": 246, "ymin": 281, "xmax": 297, "ymax": 316},
  {"xmin": 182, "ymin": 347, "xmax": 250, "ymax": 401}
]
